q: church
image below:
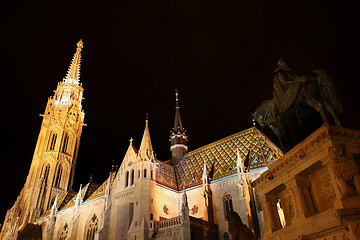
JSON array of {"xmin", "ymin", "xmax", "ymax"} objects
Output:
[
  {"xmin": 0, "ymin": 40, "xmax": 282, "ymax": 239},
  {"xmin": 3, "ymin": 40, "xmax": 360, "ymax": 240}
]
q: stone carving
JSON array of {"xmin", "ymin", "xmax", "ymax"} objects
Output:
[
  {"xmin": 163, "ymin": 205, "xmax": 169, "ymax": 214},
  {"xmin": 327, "ymin": 145, "xmax": 360, "ymax": 197},
  {"xmin": 226, "ymin": 210, "xmax": 255, "ymax": 240},
  {"xmin": 191, "ymin": 205, "xmax": 198, "ymax": 215},
  {"xmin": 253, "ymin": 59, "xmax": 342, "ymax": 151}
]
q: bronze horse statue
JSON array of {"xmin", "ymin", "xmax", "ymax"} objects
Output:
[
  {"xmin": 253, "ymin": 59, "xmax": 342, "ymax": 151},
  {"xmin": 226, "ymin": 210, "xmax": 255, "ymax": 240}
]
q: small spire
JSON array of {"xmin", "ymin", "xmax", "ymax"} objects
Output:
[
  {"xmin": 139, "ymin": 115, "xmax": 153, "ymax": 160},
  {"xmin": 64, "ymin": 39, "xmax": 83, "ymax": 85},
  {"xmin": 202, "ymin": 160, "xmax": 209, "ymax": 185},
  {"xmin": 173, "ymin": 90, "xmax": 183, "ymax": 130},
  {"xmin": 75, "ymin": 184, "xmax": 83, "ymax": 206},
  {"xmin": 50, "ymin": 195, "xmax": 58, "ymax": 217}
]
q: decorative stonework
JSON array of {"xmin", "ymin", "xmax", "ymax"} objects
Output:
[{"xmin": 253, "ymin": 126, "xmax": 360, "ymax": 240}]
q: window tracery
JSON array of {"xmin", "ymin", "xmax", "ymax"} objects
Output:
[
  {"xmin": 58, "ymin": 223, "xmax": 68, "ymax": 240},
  {"xmin": 49, "ymin": 132, "xmax": 57, "ymax": 151},
  {"xmin": 224, "ymin": 193, "xmax": 233, "ymax": 217},
  {"xmin": 86, "ymin": 214, "xmax": 98, "ymax": 240}
]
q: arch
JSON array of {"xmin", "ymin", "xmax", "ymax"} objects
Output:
[
  {"xmin": 61, "ymin": 132, "xmax": 70, "ymax": 154},
  {"xmin": 58, "ymin": 223, "xmax": 69, "ymax": 240},
  {"xmin": 224, "ymin": 193, "xmax": 233, "ymax": 218},
  {"xmin": 144, "ymin": 169, "xmax": 147, "ymax": 178},
  {"xmin": 48, "ymin": 131, "xmax": 58, "ymax": 151},
  {"xmin": 54, "ymin": 164, "xmax": 63, "ymax": 187},
  {"xmin": 41, "ymin": 164, "xmax": 51, "ymax": 183},
  {"xmin": 85, "ymin": 214, "xmax": 99, "ymax": 240},
  {"xmin": 125, "ymin": 171, "xmax": 129, "ymax": 187},
  {"xmin": 130, "ymin": 169, "xmax": 135, "ymax": 185}
]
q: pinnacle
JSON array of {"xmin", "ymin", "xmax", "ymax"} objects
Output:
[{"xmin": 64, "ymin": 40, "xmax": 83, "ymax": 85}]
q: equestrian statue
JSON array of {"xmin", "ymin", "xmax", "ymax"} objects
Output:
[{"xmin": 253, "ymin": 58, "xmax": 342, "ymax": 151}]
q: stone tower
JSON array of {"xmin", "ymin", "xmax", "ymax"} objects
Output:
[
  {"xmin": 169, "ymin": 90, "xmax": 188, "ymax": 165},
  {"xmin": 1, "ymin": 40, "xmax": 85, "ymax": 236}
]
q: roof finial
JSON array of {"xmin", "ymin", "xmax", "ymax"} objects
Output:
[
  {"xmin": 146, "ymin": 113, "xmax": 149, "ymax": 123},
  {"xmin": 252, "ymin": 118, "xmax": 256, "ymax": 127}
]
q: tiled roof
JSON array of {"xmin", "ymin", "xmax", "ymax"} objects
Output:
[
  {"xmin": 39, "ymin": 190, "xmax": 77, "ymax": 218},
  {"xmin": 174, "ymin": 127, "xmax": 282, "ymax": 189},
  {"xmin": 61, "ymin": 182, "xmax": 100, "ymax": 210},
  {"xmin": 155, "ymin": 159, "xmax": 178, "ymax": 189},
  {"xmin": 86, "ymin": 172, "xmax": 116, "ymax": 202}
]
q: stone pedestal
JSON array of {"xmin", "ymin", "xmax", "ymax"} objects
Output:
[{"xmin": 253, "ymin": 126, "xmax": 360, "ymax": 240}]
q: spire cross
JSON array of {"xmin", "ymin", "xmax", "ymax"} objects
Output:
[{"xmin": 175, "ymin": 89, "xmax": 179, "ymax": 108}]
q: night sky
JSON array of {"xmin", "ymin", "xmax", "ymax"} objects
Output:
[{"xmin": 0, "ymin": 0, "xmax": 358, "ymax": 222}]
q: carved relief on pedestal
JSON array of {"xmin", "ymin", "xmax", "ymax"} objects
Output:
[{"xmin": 326, "ymin": 145, "xmax": 360, "ymax": 198}]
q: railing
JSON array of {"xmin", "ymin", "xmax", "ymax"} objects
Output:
[
  {"xmin": 149, "ymin": 216, "xmax": 183, "ymax": 230},
  {"xmin": 190, "ymin": 216, "xmax": 216, "ymax": 229}
]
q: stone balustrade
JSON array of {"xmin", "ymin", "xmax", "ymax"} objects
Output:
[{"xmin": 150, "ymin": 216, "xmax": 183, "ymax": 230}]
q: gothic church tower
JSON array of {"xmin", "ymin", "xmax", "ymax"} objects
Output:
[
  {"xmin": 169, "ymin": 90, "xmax": 188, "ymax": 165},
  {"xmin": 1, "ymin": 40, "xmax": 85, "ymax": 236}
]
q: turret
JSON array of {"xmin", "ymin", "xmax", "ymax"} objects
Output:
[{"xmin": 169, "ymin": 90, "xmax": 188, "ymax": 165}]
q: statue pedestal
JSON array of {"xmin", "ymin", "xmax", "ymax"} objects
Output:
[{"xmin": 253, "ymin": 125, "xmax": 360, "ymax": 240}]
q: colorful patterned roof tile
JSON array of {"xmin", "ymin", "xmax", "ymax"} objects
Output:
[
  {"xmin": 174, "ymin": 127, "xmax": 282, "ymax": 190},
  {"xmin": 39, "ymin": 190, "xmax": 77, "ymax": 218},
  {"xmin": 61, "ymin": 182, "xmax": 100, "ymax": 210},
  {"xmin": 155, "ymin": 160, "xmax": 178, "ymax": 190},
  {"xmin": 86, "ymin": 172, "xmax": 116, "ymax": 202}
]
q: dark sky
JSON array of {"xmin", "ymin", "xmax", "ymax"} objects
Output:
[{"xmin": 0, "ymin": 0, "xmax": 358, "ymax": 222}]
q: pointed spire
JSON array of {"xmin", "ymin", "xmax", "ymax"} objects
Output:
[
  {"xmin": 50, "ymin": 195, "xmax": 58, "ymax": 217},
  {"xmin": 64, "ymin": 39, "xmax": 83, "ymax": 85},
  {"xmin": 174, "ymin": 89, "xmax": 184, "ymax": 131},
  {"xmin": 202, "ymin": 160, "xmax": 209, "ymax": 185},
  {"xmin": 170, "ymin": 90, "xmax": 188, "ymax": 165},
  {"xmin": 139, "ymin": 114, "xmax": 153, "ymax": 160},
  {"xmin": 75, "ymin": 184, "xmax": 83, "ymax": 206},
  {"xmin": 181, "ymin": 184, "xmax": 189, "ymax": 219}
]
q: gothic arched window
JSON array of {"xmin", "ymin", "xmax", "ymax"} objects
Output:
[
  {"xmin": 224, "ymin": 193, "xmax": 233, "ymax": 218},
  {"xmin": 58, "ymin": 223, "xmax": 69, "ymax": 240},
  {"xmin": 144, "ymin": 169, "xmax": 147, "ymax": 178},
  {"xmin": 49, "ymin": 132, "xmax": 57, "ymax": 151},
  {"xmin": 54, "ymin": 165, "xmax": 63, "ymax": 187},
  {"xmin": 61, "ymin": 133, "xmax": 70, "ymax": 153},
  {"xmin": 131, "ymin": 169, "xmax": 134, "ymax": 185},
  {"xmin": 86, "ymin": 214, "xmax": 98, "ymax": 240},
  {"xmin": 42, "ymin": 164, "xmax": 50, "ymax": 182},
  {"xmin": 125, "ymin": 171, "xmax": 129, "ymax": 187}
]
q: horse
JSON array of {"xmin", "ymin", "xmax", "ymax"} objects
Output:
[
  {"xmin": 226, "ymin": 210, "xmax": 255, "ymax": 240},
  {"xmin": 253, "ymin": 67, "xmax": 342, "ymax": 152}
]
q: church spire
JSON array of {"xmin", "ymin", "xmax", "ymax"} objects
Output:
[
  {"xmin": 170, "ymin": 90, "xmax": 188, "ymax": 165},
  {"xmin": 174, "ymin": 89, "xmax": 184, "ymax": 131},
  {"xmin": 63, "ymin": 39, "xmax": 83, "ymax": 85},
  {"xmin": 139, "ymin": 114, "xmax": 154, "ymax": 160}
]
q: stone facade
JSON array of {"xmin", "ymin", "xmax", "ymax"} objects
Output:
[
  {"xmin": 0, "ymin": 40, "xmax": 283, "ymax": 240},
  {"xmin": 253, "ymin": 126, "xmax": 360, "ymax": 240}
]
